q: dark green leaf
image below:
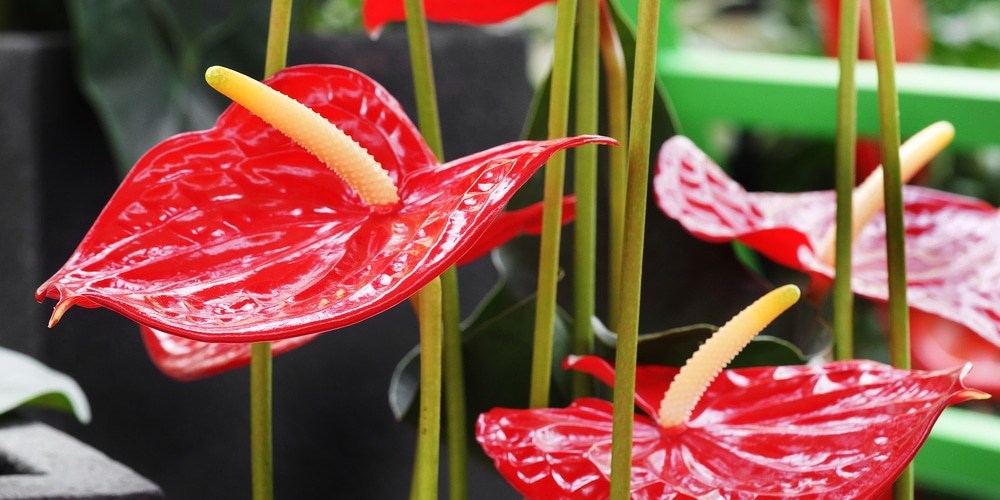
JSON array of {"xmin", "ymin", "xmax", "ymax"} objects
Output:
[
  {"xmin": 388, "ymin": 252, "xmax": 573, "ymax": 425},
  {"xmin": 68, "ymin": 0, "xmax": 269, "ymax": 176},
  {"xmin": 592, "ymin": 317, "xmax": 810, "ymax": 368}
]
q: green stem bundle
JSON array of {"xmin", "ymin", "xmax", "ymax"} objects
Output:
[
  {"xmin": 528, "ymin": 0, "xmax": 579, "ymax": 410},
  {"xmin": 401, "ymin": 0, "xmax": 466, "ymax": 497},
  {"xmin": 609, "ymin": 0, "xmax": 660, "ymax": 497},
  {"xmin": 599, "ymin": 2, "xmax": 629, "ymax": 334},
  {"xmin": 832, "ymin": 0, "xmax": 861, "ymax": 360},
  {"xmin": 410, "ymin": 278, "xmax": 444, "ymax": 500},
  {"xmin": 868, "ymin": 0, "xmax": 913, "ymax": 497},
  {"xmin": 571, "ymin": 0, "xmax": 600, "ymax": 400}
]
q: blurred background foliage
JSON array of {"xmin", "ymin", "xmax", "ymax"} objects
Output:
[{"xmin": 4, "ymin": 0, "xmax": 999, "ymax": 191}]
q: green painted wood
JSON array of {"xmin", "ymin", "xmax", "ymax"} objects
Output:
[
  {"xmin": 658, "ymin": 48, "xmax": 1000, "ymax": 157},
  {"xmin": 913, "ymin": 407, "xmax": 1000, "ymax": 499}
]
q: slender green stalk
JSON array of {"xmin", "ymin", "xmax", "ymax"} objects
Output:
[
  {"xmin": 571, "ymin": 0, "xmax": 600, "ymax": 400},
  {"xmin": 833, "ymin": 0, "xmax": 861, "ymax": 360},
  {"xmin": 599, "ymin": 1, "xmax": 629, "ymax": 334},
  {"xmin": 410, "ymin": 278, "xmax": 444, "ymax": 500},
  {"xmin": 403, "ymin": 0, "xmax": 443, "ymax": 158},
  {"xmin": 609, "ymin": 0, "xmax": 660, "ymax": 497},
  {"xmin": 250, "ymin": 342, "xmax": 273, "ymax": 500},
  {"xmin": 440, "ymin": 267, "xmax": 467, "ymax": 499},
  {"xmin": 263, "ymin": 0, "xmax": 293, "ymax": 79},
  {"xmin": 249, "ymin": 3, "xmax": 293, "ymax": 499},
  {"xmin": 869, "ymin": 0, "xmax": 912, "ymax": 498},
  {"xmin": 401, "ymin": 1, "xmax": 466, "ymax": 496},
  {"xmin": 528, "ymin": 0, "xmax": 578, "ymax": 409}
]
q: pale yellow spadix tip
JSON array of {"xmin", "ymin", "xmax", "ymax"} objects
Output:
[
  {"xmin": 818, "ymin": 121, "xmax": 954, "ymax": 266},
  {"xmin": 658, "ymin": 284, "xmax": 801, "ymax": 428},
  {"xmin": 205, "ymin": 66, "xmax": 399, "ymax": 207}
]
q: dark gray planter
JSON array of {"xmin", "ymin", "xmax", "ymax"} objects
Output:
[
  {"xmin": 0, "ymin": 417, "xmax": 163, "ymax": 500},
  {"xmin": 2, "ymin": 26, "xmax": 531, "ymax": 500}
]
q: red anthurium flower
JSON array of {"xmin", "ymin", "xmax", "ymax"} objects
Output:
[
  {"xmin": 363, "ymin": 0, "xmax": 552, "ymax": 35},
  {"xmin": 140, "ymin": 326, "xmax": 319, "ymax": 381},
  {"xmin": 36, "ymin": 64, "xmax": 615, "ymax": 344},
  {"xmin": 476, "ymin": 355, "xmax": 986, "ymax": 499},
  {"xmin": 141, "ymin": 195, "xmax": 576, "ymax": 381},
  {"xmin": 653, "ymin": 136, "xmax": 1000, "ymax": 393}
]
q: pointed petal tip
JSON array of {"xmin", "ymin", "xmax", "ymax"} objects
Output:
[{"xmin": 48, "ymin": 298, "xmax": 77, "ymax": 328}]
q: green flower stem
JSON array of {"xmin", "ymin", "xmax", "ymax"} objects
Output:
[
  {"xmin": 869, "ymin": 0, "xmax": 912, "ymax": 498},
  {"xmin": 263, "ymin": 0, "xmax": 293, "ymax": 79},
  {"xmin": 401, "ymin": 1, "xmax": 466, "ymax": 497},
  {"xmin": 250, "ymin": 342, "xmax": 273, "ymax": 500},
  {"xmin": 403, "ymin": 0, "xmax": 443, "ymax": 158},
  {"xmin": 528, "ymin": 0, "xmax": 578, "ymax": 409},
  {"xmin": 440, "ymin": 267, "xmax": 467, "ymax": 500},
  {"xmin": 249, "ymin": 2, "xmax": 293, "ymax": 499},
  {"xmin": 833, "ymin": 0, "xmax": 861, "ymax": 361},
  {"xmin": 410, "ymin": 278, "xmax": 443, "ymax": 500},
  {"xmin": 599, "ymin": 2, "xmax": 629, "ymax": 334},
  {"xmin": 610, "ymin": 0, "xmax": 660, "ymax": 497},
  {"xmin": 571, "ymin": 0, "xmax": 600, "ymax": 400}
]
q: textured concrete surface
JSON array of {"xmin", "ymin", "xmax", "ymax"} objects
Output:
[{"xmin": 0, "ymin": 418, "xmax": 163, "ymax": 499}]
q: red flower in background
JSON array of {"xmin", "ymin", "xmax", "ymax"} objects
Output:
[
  {"xmin": 653, "ymin": 136, "xmax": 1000, "ymax": 394},
  {"xmin": 814, "ymin": 0, "xmax": 930, "ymax": 181},
  {"xmin": 363, "ymin": 0, "xmax": 552, "ymax": 34},
  {"xmin": 477, "ymin": 355, "xmax": 985, "ymax": 499},
  {"xmin": 37, "ymin": 65, "xmax": 614, "ymax": 348}
]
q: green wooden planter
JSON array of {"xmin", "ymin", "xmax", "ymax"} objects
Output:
[{"xmin": 611, "ymin": 1, "xmax": 1000, "ymax": 498}]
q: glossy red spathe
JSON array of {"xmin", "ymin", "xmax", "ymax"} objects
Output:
[
  {"xmin": 653, "ymin": 136, "xmax": 1000, "ymax": 393},
  {"xmin": 140, "ymin": 195, "xmax": 576, "ymax": 381},
  {"xmin": 476, "ymin": 355, "xmax": 986, "ymax": 499},
  {"xmin": 36, "ymin": 64, "xmax": 615, "ymax": 343}
]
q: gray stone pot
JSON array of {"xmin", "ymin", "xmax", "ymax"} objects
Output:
[{"xmin": 0, "ymin": 417, "xmax": 163, "ymax": 500}]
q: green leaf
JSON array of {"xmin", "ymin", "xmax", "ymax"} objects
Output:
[
  {"xmin": 0, "ymin": 346, "xmax": 91, "ymax": 423},
  {"xmin": 68, "ymin": 0, "xmax": 269, "ymax": 176},
  {"xmin": 592, "ymin": 317, "xmax": 810, "ymax": 368},
  {"xmin": 389, "ymin": 252, "xmax": 573, "ymax": 426}
]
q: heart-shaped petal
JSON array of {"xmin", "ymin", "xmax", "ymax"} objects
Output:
[
  {"xmin": 37, "ymin": 64, "xmax": 615, "ymax": 343},
  {"xmin": 477, "ymin": 355, "xmax": 987, "ymax": 499}
]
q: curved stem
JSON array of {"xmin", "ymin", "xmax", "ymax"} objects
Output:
[
  {"xmin": 410, "ymin": 278, "xmax": 443, "ymax": 500},
  {"xmin": 529, "ymin": 0, "xmax": 578, "ymax": 410},
  {"xmin": 610, "ymin": 0, "xmax": 660, "ymax": 497},
  {"xmin": 869, "ymin": 0, "xmax": 912, "ymax": 497},
  {"xmin": 599, "ymin": 1, "xmax": 629, "ymax": 334},
  {"xmin": 250, "ymin": 342, "xmax": 273, "ymax": 500},
  {"xmin": 572, "ymin": 0, "xmax": 600, "ymax": 400}
]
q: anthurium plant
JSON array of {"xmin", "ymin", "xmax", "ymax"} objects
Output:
[{"xmin": 34, "ymin": 0, "xmax": 996, "ymax": 499}]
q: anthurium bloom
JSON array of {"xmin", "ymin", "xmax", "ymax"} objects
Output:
[
  {"xmin": 654, "ymin": 135, "xmax": 1000, "ymax": 394},
  {"xmin": 36, "ymin": 64, "xmax": 615, "ymax": 343},
  {"xmin": 363, "ymin": 0, "xmax": 552, "ymax": 34},
  {"xmin": 477, "ymin": 354, "xmax": 986, "ymax": 499},
  {"xmin": 140, "ymin": 196, "xmax": 576, "ymax": 381}
]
